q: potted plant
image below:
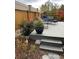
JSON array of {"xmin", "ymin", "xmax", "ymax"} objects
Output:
[
  {"xmin": 20, "ymin": 20, "xmax": 34, "ymax": 39},
  {"xmin": 34, "ymin": 17, "xmax": 44, "ymax": 34}
]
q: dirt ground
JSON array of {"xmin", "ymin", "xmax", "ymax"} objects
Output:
[{"xmin": 60, "ymin": 55, "xmax": 64, "ymax": 59}]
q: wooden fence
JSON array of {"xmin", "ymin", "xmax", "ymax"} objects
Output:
[{"xmin": 15, "ymin": 1, "xmax": 40, "ymax": 30}]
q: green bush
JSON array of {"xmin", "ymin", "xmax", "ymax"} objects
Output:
[
  {"xmin": 19, "ymin": 20, "xmax": 34, "ymax": 36},
  {"xmin": 33, "ymin": 17, "xmax": 44, "ymax": 28}
]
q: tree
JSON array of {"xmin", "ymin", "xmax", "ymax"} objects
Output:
[
  {"xmin": 40, "ymin": 4, "xmax": 49, "ymax": 13},
  {"xmin": 60, "ymin": 4, "xmax": 64, "ymax": 10},
  {"xmin": 40, "ymin": 1, "xmax": 59, "ymax": 16},
  {"xmin": 40, "ymin": 1, "xmax": 54, "ymax": 13},
  {"xmin": 55, "ymin": 4, "xmax": 64, "ymax": 21}
]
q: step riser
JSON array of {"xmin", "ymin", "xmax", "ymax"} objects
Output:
[
  {"xmin": 41, "ymin": 39, "xmax": 62, "ymax": 44},
  {"xmin": 40, "ymin": 49, "xmax": 63, "ymax": 54},
  {"xmin": 40, "ymin": 45, "xmax": 63, "ymax": 52},
  {"xmin": 41, "ymin": 42, "xmax": 63, "ymax": 47},
  {"xmin": 30, "ymin": 35, "xmax": 64, "ymax": 41}
]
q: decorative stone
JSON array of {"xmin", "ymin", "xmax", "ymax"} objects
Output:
[
  {"xmin": 48, "ymin": 53, "xmax": 60, "ymax": 59},
  {"xmin": 25, "ymin": 40, "xmax": 28, "ymax": 43},
  {"xmin": 35, "ymin": 40, "xmax": 41, "ymax": 45},
  {"xmin": 42, "ymin": 55, "xmax": 50, "ymax": 59}
]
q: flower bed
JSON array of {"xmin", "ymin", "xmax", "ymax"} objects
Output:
[{"xmin": 15, "ymin": 36, "xmax": 47, "ymax": 59}]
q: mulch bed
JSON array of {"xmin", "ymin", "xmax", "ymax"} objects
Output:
[
  {"xmin": 15, "ymin": 36, "xmax": 48, "ymax": 59},
  {"xmin": 26, "ymin": 48, "xmax": 47, "ymax": 59}
]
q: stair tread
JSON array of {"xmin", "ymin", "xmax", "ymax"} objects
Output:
[
  {"xmin": 41, "ymin": 39, "xmax": 62, "ymax": 44},
  {"xmin": 40, "ymin": 45, "xmax": 63, "ymax": 52}
]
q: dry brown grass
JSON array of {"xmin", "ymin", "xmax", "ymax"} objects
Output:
[{"xmin": 15, "ymin": 36, "xmax": 47, "ymax": 59}]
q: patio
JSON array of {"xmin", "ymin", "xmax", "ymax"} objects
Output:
[{"xmin": 31, "ymin": 22, "xmax": 64, "ymax": 38}]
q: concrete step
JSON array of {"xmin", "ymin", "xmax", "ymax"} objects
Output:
[
  {"xmin": 40, "ymin": 45, "xmax": 63, "ymax": 52},
  {"xmin": 40, "ymin": 42, "xmax": 63, "ymax": 47},
  {"xmin": 41, "ymin": 39, "xmax": 62, "ymax": 44}
]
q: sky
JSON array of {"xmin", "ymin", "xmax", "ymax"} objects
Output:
[{"xmin": 16, "ymin": 0, "xmax": 64, "ymax": 8}]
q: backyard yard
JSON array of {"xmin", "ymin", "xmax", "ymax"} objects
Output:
[{"xmin": 15, "ymin": 0, "xmax": 64, "ymax": 59}]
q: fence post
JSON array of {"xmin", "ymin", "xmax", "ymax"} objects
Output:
[{"xmin": 28, "ymin": 5, "xmax": 31, "ymax": 21}]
